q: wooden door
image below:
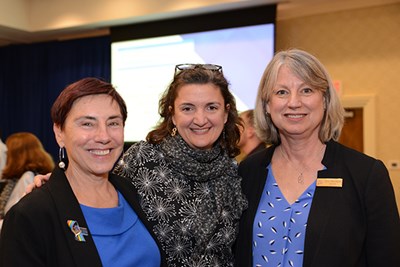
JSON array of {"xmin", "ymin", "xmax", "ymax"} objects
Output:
[{"xmin": 339, "ymin": 108, "xmax": 363, "ymax": 153}]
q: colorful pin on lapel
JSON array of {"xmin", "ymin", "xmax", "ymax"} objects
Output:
[{"xmin": 67, "ymin": 220, "xmax": 88, "ymax": 242}]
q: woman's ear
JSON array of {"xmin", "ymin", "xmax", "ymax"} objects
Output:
[
  {"xmin": 169, "ymin": 106, "xmax": 176, "ymax": 125},
  {"xmin": 224, "ymin": 104, "xmax": 230, "ymax": 123},
  {"xmin": 266, "ymin": 102, "xmax": 270, "ymax": 114},
  {"xmin": 53, "ymin": 124, "xmax": 64, "ymax": 147}
]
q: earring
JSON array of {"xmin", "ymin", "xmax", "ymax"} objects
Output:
[
  {"xmin": 58, "ymin": 147, "xmax": 66, "ymax": 169},
  {"xmin": 118, "ymin": 156, "xmax": 125, "ymax": 167},
  {"xmin": 171, "ymin": 127, "xmax": 177, "ymax": 137}
]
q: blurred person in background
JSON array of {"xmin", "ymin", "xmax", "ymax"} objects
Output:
[
  {"xmin": 237, "ymin": 109, "xmax": 267, "ymax": 162},
  {"xmin": 0, "ymin": 132, "xmax": 54, "ymax": 227},
  {"xmin": 0, "ymin": 130, "xmax": 7, "ymax": 178}
]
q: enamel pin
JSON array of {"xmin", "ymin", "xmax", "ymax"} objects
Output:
[{"xmin": 67, "ymin": 220, "xmax": 88, "ymax": 242}]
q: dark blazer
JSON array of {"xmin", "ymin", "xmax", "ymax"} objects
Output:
[
  {"xmin": 247, "ymin": 143, "xmax": 267, "ymax": 158},
  {"xmin": 235, "ymin": 140, "xmax": 400, "ymax": 267},
  {"xmin": 0, "ymin": 167, "xmax": 167, "ymax": 266}
]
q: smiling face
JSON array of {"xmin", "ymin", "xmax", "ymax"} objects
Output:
[
  {"xmin": 266, "ymin": 65, "xmax": 325, "ymax": 141},
  {"xmin": 172, "ymin": 83, "xmax": 229, "ymax": 150},
  {"xmin": 54, "ymin": 94, "xmax": 124, "ymax": 178}
]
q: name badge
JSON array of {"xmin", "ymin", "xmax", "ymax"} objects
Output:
[{"xmin": 316, "ymin": 178, "xmax": 343, "ymax": 188}]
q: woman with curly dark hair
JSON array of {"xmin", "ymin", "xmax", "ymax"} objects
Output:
[{"xmin": 114, "ymin": 63, "xmax": 247, "ymax": 266}]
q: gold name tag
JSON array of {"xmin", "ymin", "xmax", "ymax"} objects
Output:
[{"xmin": 316, "ymin": 178, "xmax": 343, "ymax": 188}]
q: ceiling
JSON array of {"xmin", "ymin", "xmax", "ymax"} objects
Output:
[{"xmin": 0, "ymin": 0, "xmax": 398, "ymax": 47}]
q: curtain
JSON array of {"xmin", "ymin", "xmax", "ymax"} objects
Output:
[{"xmin": 0, "ymin": 36, "xmax": 111, "ymax": 160}]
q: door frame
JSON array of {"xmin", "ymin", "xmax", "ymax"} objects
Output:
[{"xmin": 341, "ymin": 94, "xmax": 376, "ymax": 157}]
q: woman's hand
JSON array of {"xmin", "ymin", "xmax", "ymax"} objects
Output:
[{"xmin": 24, "ymin": 172, "xmax": 51, "ymax": 194}]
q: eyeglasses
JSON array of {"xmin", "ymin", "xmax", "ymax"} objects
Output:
[{"xmin": 174, "ymin": 63, "xmax": 223, "ymax": 75}]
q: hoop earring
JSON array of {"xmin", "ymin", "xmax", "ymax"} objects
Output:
[
  {"xmin": 58, "ymin": 147, "xmax": 66, "ymax": 169},
  {"xmin": 171, "ymin": 127, "xmax": 177, "ymax": 137}
]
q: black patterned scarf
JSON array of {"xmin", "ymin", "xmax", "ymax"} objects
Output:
[
  {"xmin": 115, "ymin": 135, "xmax": 247, "ymax": 266},
  {"xmin": 159, "ymin": 135, "xmax": 238, "ymax": 182}
]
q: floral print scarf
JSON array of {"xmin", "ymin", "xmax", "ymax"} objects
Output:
[{"xmin": 115, "ymin": 135, "xmax": 247, "ymax": 266}]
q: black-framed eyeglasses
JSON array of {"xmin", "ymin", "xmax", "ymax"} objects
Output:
[{"xmin": 174, "ymin": 63, "xmax": 223, "ymax": 75}]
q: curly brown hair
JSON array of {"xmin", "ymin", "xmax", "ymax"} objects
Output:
[{"xmin": 146, "ymin": 65, "xmax": 242, "ymax": 157}]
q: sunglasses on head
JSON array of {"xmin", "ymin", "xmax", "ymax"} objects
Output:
[{"xmin": 174, "ymin": 63, "xmax": 223, "ymax": 75}]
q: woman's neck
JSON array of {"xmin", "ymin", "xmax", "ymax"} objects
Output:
[
  {"xmin": 65, "ymin": 168, "xmax": 118, "ymax": 208},
  {"xmin": 279, "ymin": 135, "xmax": 324, "ymax": 160}
]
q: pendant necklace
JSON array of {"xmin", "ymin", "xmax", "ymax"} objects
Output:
[{"xmin": 279, "ymin": 145, "xmax": 325, "ymax": 184}]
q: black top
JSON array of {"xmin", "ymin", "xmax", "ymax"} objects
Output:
[
  {"xmin": 0, "ymin": 167, "xmax": 167, "ymax": 266},
  {"xmin": 234, "ymin": 140, "xmax": 400, "ymax": 267},
  {"xmin": 247, "ymin": 142, "xmax": 267, "ymax": 158}
]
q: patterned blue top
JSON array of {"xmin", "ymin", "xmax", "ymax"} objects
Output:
[
  {"xmin": 81, "ymin": 191, "xmax": 161, "ymax": 267},
  {"xmin": 252, "ymin": 164, "xmax": 316, "ymax": 267}
]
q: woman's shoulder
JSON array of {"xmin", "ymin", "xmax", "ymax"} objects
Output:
[
  {"xmin": 328, "ymin": 140, "xmax": 378, "ymax": 164},
  {"xmin": 19, "ymin": 171, "xmax": 35, "ymax": 183},
  {"xmin": 327, "ymin": 141, "xmax": 388, "ymax": 182},
  {"xmin": 7, "ymin": 184, "xmax": 53, "ymax": 217},
  {"xmin": 240, "ymin": 145, "xmax": 274, "ymax": 167},
  {"xmin": 3, "ymin": 171, "xmax": 36, "ymax": 214},
  {"xmin": 114, "ymin": 140, "xmax": 161, "ymax": 176},
  {"xmin": 125, "ymin": 141, "xmax": 157, "ymax": 156}
]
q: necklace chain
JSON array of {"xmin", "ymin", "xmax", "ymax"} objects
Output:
[{"xmin": 279, "ymin": 145, "xmax": 325, "ymax": 184}]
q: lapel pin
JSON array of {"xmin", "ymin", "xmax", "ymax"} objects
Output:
[{"xmin": 67, "ymin": 220, "xmax": 88, "ymax": 242}]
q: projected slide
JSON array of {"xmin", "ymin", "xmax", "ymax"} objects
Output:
[{"xmin": 112, "ymin": 23, "xmax": 274, "ymax": 142}]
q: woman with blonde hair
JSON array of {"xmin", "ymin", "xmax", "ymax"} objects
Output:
[{"xmin": 235, "ymin": 49, "xmax": 399, "ymax": 267}]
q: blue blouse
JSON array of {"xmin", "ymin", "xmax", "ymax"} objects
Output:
[
  {"xmin": 252, "ymin": 164, "xmax": 316, "ymax": 267},
  {"xmin": 81, "ymin": 191, "xmax": 161, "ymax": 267}
]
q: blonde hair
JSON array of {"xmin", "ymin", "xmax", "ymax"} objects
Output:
[
  {"xmin": 255, "ymin": 49, "xmax": 345, "ymax": 144},
  {"xmin": 2, "ymin": 132, "xmax": 55, "ymax": 179}
]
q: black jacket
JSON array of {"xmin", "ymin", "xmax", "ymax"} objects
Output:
[
  {"xmin": 0, "ymin": 167, "xmax": 167, "ymax": 266},
  {"xmin": 235, "ymin": 140, "xmax": 400, "ymax": 267}
]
